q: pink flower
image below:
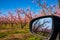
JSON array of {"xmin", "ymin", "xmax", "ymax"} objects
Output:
[{"xmin": 54, "ymin": 9, "xmax": 60, "ymax": 17}]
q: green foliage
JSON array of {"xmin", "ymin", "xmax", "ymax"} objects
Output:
[
  {"xmin": 29, "ymin": 37, "xmax": 40, "ymax": 40},
  {"xmin": 0, "ymin": 33, "xmax": 7, "ymax": 38}
]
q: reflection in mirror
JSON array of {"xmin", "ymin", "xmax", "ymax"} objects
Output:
[{"xmin": 32, "ymin": 17, "xmax": 52, "ymax": 38}]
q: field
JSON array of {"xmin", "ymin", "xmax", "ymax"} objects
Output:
[{"xmin": 0, "ymin": 24, "xmax": 44, "ymax": 40}]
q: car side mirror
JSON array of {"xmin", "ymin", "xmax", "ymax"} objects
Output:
[{"xmin": 29, "ymin": 15, "xmax": 60, "ymax": 40}]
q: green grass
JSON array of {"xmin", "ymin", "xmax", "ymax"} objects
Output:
[
  {"xmin": 0, "ymin": 33, "xmax": 7, "ymax": 38},
  {"xmin": 0, "ymin": 24, "xmax": 43, "ymax": 40},
  {"xmin": 12, "ymin": 29, "xmax": 29, "ymax": 34}
]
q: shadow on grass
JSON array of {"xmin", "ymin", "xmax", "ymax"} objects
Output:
[
  {"xmin": 5, "ymin": 38, "xmax": 22, "ymax": 40},
  {"xmin": 0, "ymin": 33, "xmax": 7, "ymax": 38}
]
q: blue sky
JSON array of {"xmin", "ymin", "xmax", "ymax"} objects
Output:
[{"xmin": 0, "ymin": 0, "xmax": 58, "ymax": 15}]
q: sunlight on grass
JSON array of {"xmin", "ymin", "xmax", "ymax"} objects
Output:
[{"xmin": 0, "ymin": 24, "xmax": 43, "ymax": 40}]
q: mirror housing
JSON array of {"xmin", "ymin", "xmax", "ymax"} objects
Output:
[{"xmin": 29, "ymin": 15, "xmax": 60, "ymax": 39}]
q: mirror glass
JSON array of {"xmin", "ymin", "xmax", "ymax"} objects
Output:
[{"xmin": 31, "ymin": 17, "xmax": 52, "ymax": 38}]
